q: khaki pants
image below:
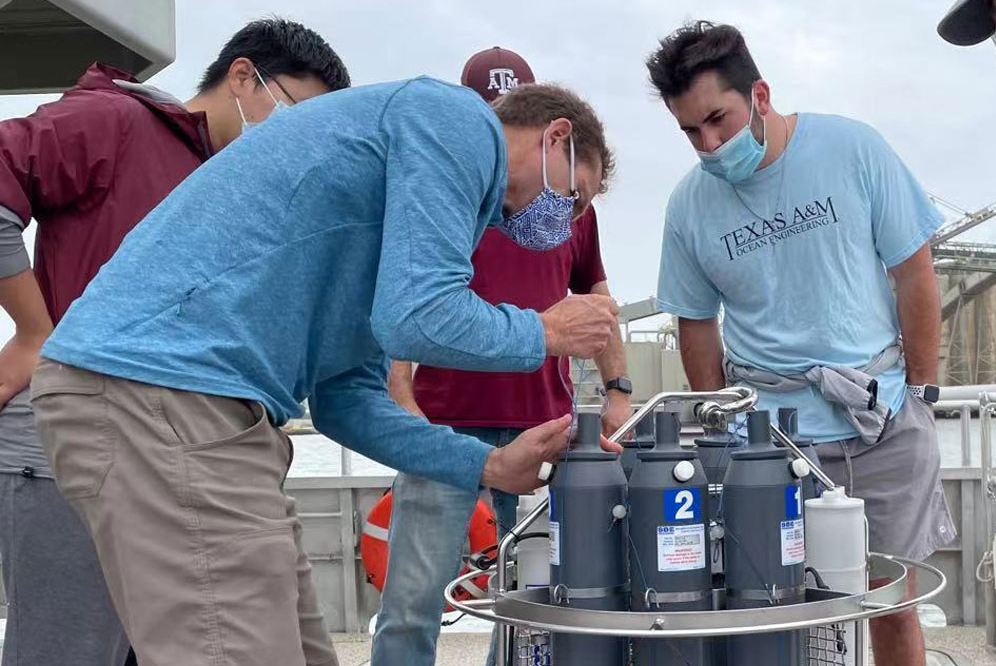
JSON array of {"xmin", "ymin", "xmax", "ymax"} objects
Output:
[{"xmin": 31, "ymin": 359, "xmax": 338, "ymax": 666}]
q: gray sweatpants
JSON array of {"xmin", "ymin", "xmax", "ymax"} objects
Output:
[{"xmin": 0, "ymin": 472, "xmax": 131, "ymax": 666}]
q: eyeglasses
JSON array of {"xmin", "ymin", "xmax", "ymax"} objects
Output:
[{"xmin": 255, "ymin": 64, "xmax": 298, "ymax": 105}]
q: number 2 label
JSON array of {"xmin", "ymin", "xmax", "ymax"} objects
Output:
[{"xmin": 664, "ymin": 488, "xmax": 701, "ymax": 522}]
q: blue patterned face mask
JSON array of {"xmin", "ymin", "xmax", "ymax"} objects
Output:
[{"xmin": 497, "ymin": 130, "xmax": 578, "ymax": 251}]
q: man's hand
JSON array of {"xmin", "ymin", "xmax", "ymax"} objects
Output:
[
  {"xmin": 0, "ymin": 333, "xmax": 44, "ymax": 409},
  {"xmin": 601, "ymin": 391, "xmax": 632, "ymax": 439},
  {"xmin": 540, "ymin": 294, "xmax": 619, "ymax": 359},
  {"xmin": 481, "ymin": 414, "xmax": 622, "ymax": 494}
]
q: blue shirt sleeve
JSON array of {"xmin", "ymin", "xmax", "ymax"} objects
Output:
[
  {"xmin": 656, "ymin": 198, "xmax": 722, "ymax": 320},
  {"xmin": 371, "ymin": 79, "xmax": 547, "ymax": 371},
  {"xmin": 859, "ymin": 125, "xmax": 944, "ymax": 268},
  {"xmin": 309, "ymin": 352, "xmax": 492, "ymax": 492}
]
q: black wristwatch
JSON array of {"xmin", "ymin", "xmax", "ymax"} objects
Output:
[
  {"xmin": 907, "ymin": 384, "xmax": 940, "ymax": 404},
  {"xmin": 604, "ymin": 377, "xmax": 633, "ymax": 395}
]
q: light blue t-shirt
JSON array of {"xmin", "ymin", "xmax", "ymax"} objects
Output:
[
  {"xmin": 43, "ymin": 77, "xmax": 547, "ymax": 492},
  {"xmin": 657, "ymin": 113, "xmax": 943, "ymax": 442}
]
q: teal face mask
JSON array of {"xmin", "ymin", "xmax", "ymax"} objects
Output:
[{"xmin": 696, "ymin": 94, "xmax": 767, "ymax": 184}]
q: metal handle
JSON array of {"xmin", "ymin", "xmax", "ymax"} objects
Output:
[
  {"xmin": 494, "ymin": 387, "xmax": 757, "ymax": 666},
  {"xmin": 769, "ymin": 424, "xmax": 838, "ymax": 491}
]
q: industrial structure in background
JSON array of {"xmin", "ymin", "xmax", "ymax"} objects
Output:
[{"xmin": 931, "ymin": 196, "xmax": 996, "ymax": 386}]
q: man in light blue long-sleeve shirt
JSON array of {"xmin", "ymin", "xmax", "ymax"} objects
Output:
[{"xmin": 30, "ymin": 77, "xmax": 619, "ymax": 666}]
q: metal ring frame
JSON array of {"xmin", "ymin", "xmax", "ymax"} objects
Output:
[{"xmin": 445, "ymin": 554, "xmax": 945, "ymax": 639}]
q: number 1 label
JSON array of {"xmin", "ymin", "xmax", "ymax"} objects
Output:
[{"xmin": 785, "ymin": 485, "xmax": 802, "ymax": 519}]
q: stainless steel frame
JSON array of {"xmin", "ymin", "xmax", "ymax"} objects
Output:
[{"xmin": 444, "ymin": 554, "xmax": 944, "ymax": 639}]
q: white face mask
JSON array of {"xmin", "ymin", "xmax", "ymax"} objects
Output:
[{"xmin": 235, "ymin": 68, "xmax": 290, "ymax": 134}]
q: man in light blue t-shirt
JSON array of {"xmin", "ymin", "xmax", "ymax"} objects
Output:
[{"xmin": 647, "ymin": 22, "xmax": 954, "ymax": 666}]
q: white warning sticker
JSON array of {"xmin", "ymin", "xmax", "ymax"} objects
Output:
[
  {"xmin": 657, "ymin": 523, "xmax": 706, "ymax": 572},
  {"xmin": 780, "ymin": 518, "xmax": 805, "ymax": 566},
  {"xmin": 549, "ymin": 521, "xmax": 561, "ymax": 566}
]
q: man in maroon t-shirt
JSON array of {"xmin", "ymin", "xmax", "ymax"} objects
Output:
[
  {"xmin": 0, "ymin": 20, "xmax": 348, "ymax": 666},
  {"xmin": 373, "ymin": 47, "xmax": 630, "ymax": 666}
]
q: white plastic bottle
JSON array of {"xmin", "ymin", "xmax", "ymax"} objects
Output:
[
  {"xmin": 805, "ymin": 487, "xmax": 867, "ymax": 666},
  {"xmin": 516, "ymin": 487, "xmax": 550, "ymax": 589},
  {"xmin": 514, "ymin": 488, "xmax": 551, "ymax": 665}
]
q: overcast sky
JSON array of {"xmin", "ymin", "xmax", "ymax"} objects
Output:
[{"xmin": 1, "ymin": 0, "xmax": 994, "ymax": 343}]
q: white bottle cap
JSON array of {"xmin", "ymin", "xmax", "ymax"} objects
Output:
[
  {"xmin": 791, "ymin": 458, "xmax": 811, "ymax": 479},
  {"xmin": 673, "ymin": 460, "xmax": 696, "ymax": 482}
]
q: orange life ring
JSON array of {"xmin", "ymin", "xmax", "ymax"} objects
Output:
[{"xmin": 360, "ymin": 490, "xmax": 497, "ymax": 611}]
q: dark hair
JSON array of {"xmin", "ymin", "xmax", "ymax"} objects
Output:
[
  {"xmin": 646, "ymin": 21, "xmax": 761, "ymax": 102},
  {"xmin": 492, "ymin": 83, "xmax": 615, "ymax": 194},
  {"xmin": 198, "ymin": 18, "xmax": 350, "ymax": 94}
]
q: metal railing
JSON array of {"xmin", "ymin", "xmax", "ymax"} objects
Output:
[{"xmin": 976, "ymin": 393, "xmax": 996, "ymax": 647}]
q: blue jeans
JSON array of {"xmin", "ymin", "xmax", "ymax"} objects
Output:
[{"xmin": 370, "ymin": 427, "xmax": 522, "ymax": 666}]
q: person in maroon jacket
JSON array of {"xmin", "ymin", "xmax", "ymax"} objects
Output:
[
  {"xmin": 374, "ymin": 47, "xmax": 630, "ymax": 666},
  {"xmin": 0, "ymin": 19, "xmax": 349, "ymax": 666}
]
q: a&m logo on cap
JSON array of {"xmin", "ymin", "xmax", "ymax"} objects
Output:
[{"xmin": 488, "ymin": 68, "xmax": 520, "ymax": 96}]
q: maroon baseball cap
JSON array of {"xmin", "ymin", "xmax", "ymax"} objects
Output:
[{"xmin": 460, "ymin": 46, "xmax": 535, "ymax": 102}]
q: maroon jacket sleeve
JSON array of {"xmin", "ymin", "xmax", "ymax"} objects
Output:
[
  {"xmin": 0, "ymin": 91, "xmax": 120, "ymax": 224},
  {"xmin": 568, "ymin": 205, "xmax": 608, "ymax": 294}
]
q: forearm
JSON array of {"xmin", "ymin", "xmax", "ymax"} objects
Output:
[
  {"xmin": 387, "ymin": 361, "xmax": 415, "ymax": 403},
  {"xmin": 312, "ymin": 376, "xmax": 489, "ymax": 493},
  {"xmin": 892, "ymin": 250, "xmax": 940, "ymax": 384},
  {"xmin": 678, "ymin": 317, "xmax": 725, "ymax": 390},
  {"xmin": 388, "ymin": 360, "xmax": 425, "ymax": 417},
  {"xmin": 0, "ymin": 269, "xmax": 52, "ymax": 342},
  {"xmin": 590, "ymin": 282, "xmax": 626, "ymax": 381},
  {"xmin": 372, "ymin": 286, "xmax": 546, "ymax": 372}
]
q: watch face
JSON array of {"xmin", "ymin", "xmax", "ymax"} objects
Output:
[{"xmin": 923, "ymin": 385, "xmax": 940, "ymax": 404}]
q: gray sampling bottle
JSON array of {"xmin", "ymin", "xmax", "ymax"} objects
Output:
[
  {"xmin": 549, "ymin": 411, "xmax": 628, "ymax": 665},
  {"xmin": 776, "ymin": 407, "xmax": 822, "ymax": 502},
  {"xmin": 723, "ymin": 411, "xmax": 806, "ymax": 666},
  {"xmin": 621, "ymin": 412, "xmax": 656, "ymax": 479},
  {"xmin": 629, "ymin": 410, "xmax": 712, "ymax": 666}
]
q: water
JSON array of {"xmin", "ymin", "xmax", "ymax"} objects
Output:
[
  {"xmin": 287, "ymin": 415, "xmax": 985, "ymax": 478},
  {"xmin": 289, "ymin": 434, "xmax": 395, "ymax": 478}
]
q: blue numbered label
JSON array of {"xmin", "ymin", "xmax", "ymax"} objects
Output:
[
  {"xmin": 664, "ymin": 487, "xmax": 702, "ymax": 522},
  {"xmin": 785, "ymin": 484, "xmax": 802, "ymax": 519}
]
